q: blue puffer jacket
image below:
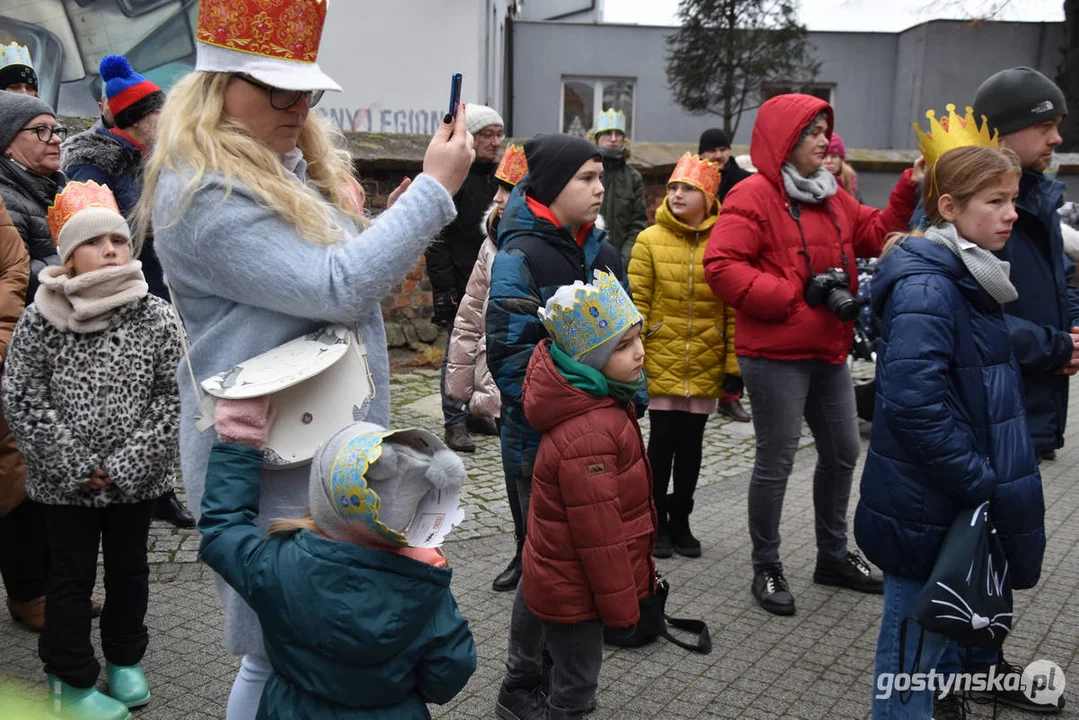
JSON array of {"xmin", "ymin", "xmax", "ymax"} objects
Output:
[
  {"xmin": 912, "ymin": 170, "xmax": 1079, "ymax": 451},
  {"xmin": 854, "ymin": 235, "xmax": 1045, "ymax": 590},
  {"xmin": 199, "ymin": 444, "xmax": 476, "ymax": 720},
  {"xmin": 486, "ymin": 179, "xmax": 635, "ymax": 482}
]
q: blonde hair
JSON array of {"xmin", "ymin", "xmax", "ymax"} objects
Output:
[
  {"xmin": 134, "ymin": 72, "xmax": 365, "ymax": 250},
  {"xmin": 880, "ymin": 146, "xmax": 1021, "ymax": 258},
  {"xmin": 266, "ymin": 510, "xmax": 321, "ymax": 538}
]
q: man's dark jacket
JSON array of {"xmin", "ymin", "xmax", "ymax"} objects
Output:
[
  {"xmin": 425, "ymin": 160, "xmax": 497, "ymax": 303},
  {"xmin": 717, "ymin": 155, "xmax": 752, "ymax": 204}
]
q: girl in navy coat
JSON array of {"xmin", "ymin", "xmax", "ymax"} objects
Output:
[{"xmin": 854, "ymin": 146, "xmax": 1046, "ymax": 719}]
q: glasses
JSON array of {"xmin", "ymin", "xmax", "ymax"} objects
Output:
[
  {"xmin": 21, "ymin": 125, "xmax": 68, "ymax": 143},
  {"xmin": 476, "ymin": 128, "xmax": 504, "ymax": 142},
  {"xmin": 234, "ymin": 74, "xmax": 324, "ymax": 110}
]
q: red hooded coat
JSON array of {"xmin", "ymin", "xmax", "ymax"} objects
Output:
[
  {"xmin": 702, "ymin": 94, "xmax": 916, "ymax": 363},
  {"xmin": 520, "ymin": 340, "xmax": 656, "ymax": 628}
]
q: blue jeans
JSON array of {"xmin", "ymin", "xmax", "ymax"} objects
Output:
[
  {"xmin": 937, "ymin": 642, "xmax": 999, "ymax": 674},
  {"xmin": 873, "ymin": 574, "xmax": 950, "ymax": 719}
]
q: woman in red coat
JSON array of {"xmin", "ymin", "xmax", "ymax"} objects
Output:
[{"xmin": 702, "ymin": 94, "xmax": 924, "ymax": 617}]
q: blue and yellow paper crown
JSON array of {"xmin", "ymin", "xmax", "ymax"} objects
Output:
[
  {"xmin": 594, "ymin": 108, "xmax": 627, "ymax": 137},
  {"xmin": 539, "ymin": 270, "xmax": 643, "ymax": 361},
  {"xmin": 329, "ymin": 429, "xmax": 408, "ymax": 546},
  {"xmin": 0, "ymin": 43, "xmax": 32, "ymax": 72}
]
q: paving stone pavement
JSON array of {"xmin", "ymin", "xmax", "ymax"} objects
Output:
[{"xmin": 2, "ymin": 368, "xmax": 1076, "ymax": 719}]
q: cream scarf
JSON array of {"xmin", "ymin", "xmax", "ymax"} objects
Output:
[{"xmin": 35, "ymin": 262, "xmax": 149, "ymax": 333}]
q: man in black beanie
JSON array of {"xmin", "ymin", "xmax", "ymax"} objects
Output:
[
  {"xmin": 933, "ymin": 66, "xmax": 1071, "ymax": 718},
  {"xmin": 699, "ymin": 127, "xmax": 750, "ymax": 203},
  {"xmin": 486, "ymin": 133, "xmax": 633, "ymax": 720}
]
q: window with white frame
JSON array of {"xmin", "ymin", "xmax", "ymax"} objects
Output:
[{"xmin": 561, "ymin": 76, "xmax": 636, "ymax": 138}]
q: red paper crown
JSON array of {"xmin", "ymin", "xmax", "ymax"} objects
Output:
[
  {"xmin": 495, "ymin": 144, "xmax": 528, "ymax": 186},
  {"xmin": 668, "ymin": 152, "xmax": 721, "ymax": 198},
  {"xmin": 197, "ymin": 0, "xmax": 328, "ymax": 65},
  {"xmin": 47, "ymin": 181, "xmax": 121, "ymax": 242}
]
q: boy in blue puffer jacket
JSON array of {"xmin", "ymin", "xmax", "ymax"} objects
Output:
[
  {"xmin": 854, "ymin": 146, "xmax": 1045, "ymax": 719},
  {"xmin": 198, "ymin": 398, "xmax": 476, "ymax": 719}
]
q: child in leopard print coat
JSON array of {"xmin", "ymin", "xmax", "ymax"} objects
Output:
[{"xmin": 1, "ymin": 181, "xmax": 181, "ymax": 717}]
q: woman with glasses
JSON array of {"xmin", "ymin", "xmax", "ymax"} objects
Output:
[
  {"xmin": 0, "ymin": 92, "xmax": 63, "ymax": 638},
  {"xmin": 137, "ymin": 4, "xmax": 475, "ymax": 719},
  {"xmin": 0, "ymin": 92, "xmax": 66, "ymax": 303}
]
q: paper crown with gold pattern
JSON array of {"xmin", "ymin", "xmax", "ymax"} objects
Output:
[
  {"xmin": 195, "ymin": 0, "xmax": 341, "ymax": 92},
  {"xmin": 539, "ymin": 270, "xmax": 643, "ymax": 361},
  {"xmin": 593, "ymin": 109, "xmax": 627, "ymax": 137},
  {"xmin": 47, "ymin": 181, "xmax": 121, "ymax": 243},
  {"xmin": 913, "ymin": 104, "xmax": 999, "ymax": 167},
  {"xmin": 496, "ymin": 144, "xmax": 529, "ymax": 186},
  {"xmin": 668, "ymin": 152, "xmax": 721, "ymax": 198},
  {"xmin": 0, "ymin": 43, "xmax": 32, "ymax": 72}
]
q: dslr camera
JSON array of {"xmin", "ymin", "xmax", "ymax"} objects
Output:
[{"xmin": 805, "ymin": 268, "xmax": 859, "ymax": 322}]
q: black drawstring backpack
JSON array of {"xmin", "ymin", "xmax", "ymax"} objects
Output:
[
  {"xmin": 898, "ymin": 501, "xmax": 1013, "ymax": 705},
  {"xmin": 602, "ymin": 573, "xmax": 712, "ymax": 654}
]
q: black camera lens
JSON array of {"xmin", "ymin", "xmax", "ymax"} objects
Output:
[{"xmin": 829, "ymin": 289, "xmax": 860, "ymax": 322}]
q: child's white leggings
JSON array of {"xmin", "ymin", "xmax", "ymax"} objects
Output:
[{"xmin": 225, "ymin": 651, "xmax": 272, "ymax": 720}]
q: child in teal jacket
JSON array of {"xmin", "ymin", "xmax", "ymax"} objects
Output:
[{"xmin": 197, "ymin": 398, "xmax": 476, "ymax": 719}]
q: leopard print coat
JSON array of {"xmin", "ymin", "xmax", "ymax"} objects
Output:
[{"xmin": 1, "ymin": 295, "xmax": 181, "ymax": 507}]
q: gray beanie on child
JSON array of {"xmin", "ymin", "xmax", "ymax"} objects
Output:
[
  {"xmin": 0, "ymin": 92, "xmax": 55, "ymax": 151},
  {"xmin": 308, "ymin": 422, "xmax": 468, "ymax": 546}
]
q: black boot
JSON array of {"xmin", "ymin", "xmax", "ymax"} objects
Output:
[
  {"xmin": 153, "ymin": 490, "xmax": 195, "ymax": 528},
  {"xmin": 668, "ymin": 494, "xmax": 701, "ymax": 558},
  {"xmin": 492, "ymin": 554, "xmax": 522, "ymax": 592},
  {"xmin": 653, "ymin": 524, "xmax": 673, "ymax": 558}
]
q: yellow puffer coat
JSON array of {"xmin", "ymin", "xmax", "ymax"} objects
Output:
[{"xmin": 628, "ymin": 199, "xmax": 737, "ymax": 399}]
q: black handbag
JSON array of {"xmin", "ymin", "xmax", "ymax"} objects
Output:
[{"xmin": 603, "ymin": 574, "xmax": 712, "ymax": 654}]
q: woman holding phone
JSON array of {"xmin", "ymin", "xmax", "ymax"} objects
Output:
[{"xmin": 136, "ymin": 3, "xmax": 474, "ymax": 718}]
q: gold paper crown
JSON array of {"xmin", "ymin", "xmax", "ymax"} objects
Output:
[
  {"xmin": 913, "ymin": 104, "xmax": 999, "ymax": 167},
  {"xmin": 0, "ymin": 42, "xmax": 32, "ymax": 71},
  {"xmin": 197, "ymin": 0, "xmax": 328, "ymax": 64},
  {"xmin": 538, "ymin": 270, "xmax": 643, "ymax": 361},
  {"xmin": 495, "ymin": 144, "xmax": 528, "ymax": 186},
  {"xmin": 594, "ymin": 109, "xmax": 627, "ymax": 136},
  {"xmin": 47, "ymin": 181, "xmax": 121, "ymax": 242},
  {"xmin": 668, "ymin": 152, "xmax": 721, "ymax": 198}
]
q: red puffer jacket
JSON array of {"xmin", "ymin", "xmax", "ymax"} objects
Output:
[
  {"xmin": 520, "ymin": 340, "xmax": 656, "ymax": 628},
  {"xmin": 703, "ymin": 94, "xmax": 917, "ymax": 363}
]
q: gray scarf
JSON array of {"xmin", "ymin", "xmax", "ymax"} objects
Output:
[
  {"xmin": 781, "ymin": 162, "xmax": 838, "ymax": 204},
  {"xmin": 35, "ymin": 261, "xmax": 148, "ymax": 333},
  {"xmin": 923, "ymin": 223, "xmax": 1018, "ymax": 305}
]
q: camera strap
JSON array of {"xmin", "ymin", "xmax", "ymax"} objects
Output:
[{"xmin": 788, "ymin": 199, "xmax": 850, "ymax": 278}]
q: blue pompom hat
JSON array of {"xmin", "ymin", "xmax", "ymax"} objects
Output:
[{"xmin": 99, "ymin": 55, "xmax": 164, "ymax": 129}]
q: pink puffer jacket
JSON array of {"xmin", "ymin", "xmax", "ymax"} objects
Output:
[{"xmin": 445, "ymin": 208, "xmax": 500, "ymax": 419}]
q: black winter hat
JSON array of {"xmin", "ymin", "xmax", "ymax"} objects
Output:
[
  {"xmin": 973, "ymin": 67, "xmax": 1067, "ymax": 136},
  {"xmin": 698, "ymin": 128, "xmax": 731, "ymax": 154},
  {"xmin": 0, "ymin": 63, "xmax": 37, "ymax": 94},
  {"xmin": 524, "ymin": 134, "xmax": 601, "ymax": 207}
]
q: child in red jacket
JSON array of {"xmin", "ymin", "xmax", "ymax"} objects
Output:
[{"xmin": 496, "ymin": 270, "xmax": 656, "ymax": 720}]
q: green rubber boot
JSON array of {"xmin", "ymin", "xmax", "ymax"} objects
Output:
[
  {"xmin": 46, "ymin": 675, "xmax": 132, "ymax": 720},
  {"xmin": 105, "ymin": 662, "xmax": 151, "ymax": 709}
]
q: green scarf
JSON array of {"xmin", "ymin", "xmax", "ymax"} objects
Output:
[{"xmin": 549, "ymin": 342, "xmax": 644, "ymax": 404}]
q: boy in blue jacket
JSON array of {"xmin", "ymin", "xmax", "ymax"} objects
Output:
[{"xmin": 198, "ymin": 398, "xmax": 476, "ymax": 719}]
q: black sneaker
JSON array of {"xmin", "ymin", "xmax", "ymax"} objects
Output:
[
  {"xmin": 968, "ymin": 658, "xmax": 1066, "ymax": 714},
  {"xmin": 813, "ymin": 550, "xmax": 883, "ymax": 594},
  {"xmin": 934, "ymin": 691, "xmax": 969, "ymax": 720},
  {"xmin": 496, "ymin": 683, "xmax": 548, "ymax": 720},
  {"xmin": 653, "ymin": 526, "xmax": 673, "ymax": 558},
  {"xmin": 492, "ymin": 556, "xmax": 522, "ymax": 592},
  {"xmin": 752, "ymin": 566, "xmax": 795, "ymax": 616}
]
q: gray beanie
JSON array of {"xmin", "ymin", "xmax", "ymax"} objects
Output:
[
  {"xmin": 0, "ymin": 92, "xmax": 55, "ymax": 150},
  {"xmin": 973, "ymin": 67, "xmax": 1067, "ymax": 136},
  {"xmin": 308, "ymin": 422, "xmax": 468, "ymax": 547}
]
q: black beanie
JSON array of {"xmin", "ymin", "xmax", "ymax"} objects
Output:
[
  {"xmin": 523, "ymin": 134, "xmax": 602, "ymax": 206},
  {"xmin": 0, "ymin": 63, "xmax": 37, "ymax": 93},
  {"xmin": 973, "ymin": 67, "xmax": 1067, "ymax": 136},
  {"xmin": 698, "ymin": 128, "xmax": 731, "ymax": 155}
]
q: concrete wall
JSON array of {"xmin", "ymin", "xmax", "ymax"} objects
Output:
[{"xmin": 512, "ymin": 19, "xmax": 1066, "ymax": 149}]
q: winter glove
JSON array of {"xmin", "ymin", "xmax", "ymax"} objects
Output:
[
  {"xmin": 215, "ymin": 397, "xmax": 274, "ymax": 448},
  {"xmin": 432, "ymin": 292, "xmax": 458, "ymax": 330},
  {"xmin": 721, "ymin": 374, "xmax": 744, "ymax": 396}
]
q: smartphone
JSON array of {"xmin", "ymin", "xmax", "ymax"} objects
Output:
[{"xmin": 448, "ymin": 72, "xmax": 463, "ymax": 119}]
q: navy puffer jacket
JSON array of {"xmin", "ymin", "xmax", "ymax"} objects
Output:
[{"xmin": 854, "ymin": 235, "xmax": 1045, "ymax": 590}]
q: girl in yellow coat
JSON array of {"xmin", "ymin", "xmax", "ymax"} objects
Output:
[{"xmin": 628, "ymin": 153, "xmax": 736, "ymax": 559}]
